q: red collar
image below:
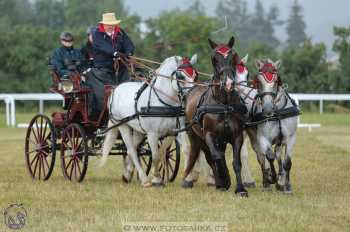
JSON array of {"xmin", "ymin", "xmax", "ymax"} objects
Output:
[{"xmin": 98, "ymin": 24, "xmax": 121, "ymax": 34}]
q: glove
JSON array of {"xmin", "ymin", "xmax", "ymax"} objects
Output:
[{"xmin": 113, "ymin": 51, "xmax": 119, "ymax": 58}]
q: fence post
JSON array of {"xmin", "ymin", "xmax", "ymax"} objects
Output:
[
  {"xmin": 319, "ymin": 99, "xmax": 323, "ymax": 114},
  {"xmin": 39, "ymin": 100, "xmax": 44, "ymax": 114},
  {"xmin": 10, "ymin": 97, "xmax": 16, "ymax": 126},
  {"xmin": 5, "ymin": 97, "xmax": 10, "ymax": 126}
]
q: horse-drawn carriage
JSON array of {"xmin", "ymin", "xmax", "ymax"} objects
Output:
[{"xmin": 24, "ymin": 61, "xmax": 180, "ymax": 183}]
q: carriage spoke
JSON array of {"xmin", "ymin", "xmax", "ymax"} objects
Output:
[
  {"xmin": 38, "ymin": 156, "xmax": 42, "ymax": 180},
  {"xmin": 43, "ymin": 154, "xmax": 50, "ymax": 171},
  {"xmin": 41, "ymin": 121, "xmax": 48, "ymax": 141},
  {"xmin": 31, "ymin": 127, "xmax": 39, "ymax": 143},
  {"xmin": 39, "ymin": 116, "xmax": 44, "ymax": 141},
  {"xmin": 33, "ymin": 154, "xmax": 40, "ymax": 177},
  {"xmin": 76, "ymin": 159, "xmax": 82, "ymax": 177},
  {"xmin": 167, "ymin": 148, "xmax": 176, "ymax": 154},
  {"xmin": 74, "ymin": 159, "xmax": 78, "ymax": 180},
  {"xmin": 168, "ymin": 161, "xmax": 174, "ymax": 173},
  {"xmin": 69, "ymin": 159, "xmax": 75, "ymax": 179},
  {"xmin": 162, "ymin": 164, "xmax": 166, "ymax": 180},
  {"xmin": 166, "ymin": 161, "xmax": 170, "ymax": 180},
  {"xmin": 65, "ymin": 158, "xmax": 74, "ymax": 171},
  {"xmin": 43, "ymin": 132, "xmax": 52, "ymax": 143},
  {"xmin": 27, "ymin": 149, "xmax": 38, "ymax": 155},
  {"xmin": 169, "ymin": 156, "xmax": 176, "ymax": 162},
  {"xmin": 41, "ymin": 155, "xmax": 47, "ymax": 177},
  {"xmin": 30, "ymin": 154, "xmax": 39, "ymax": 167},
  {"xmin": 141, "ymin": 156, "xmax": 148, "ymax": 166}
]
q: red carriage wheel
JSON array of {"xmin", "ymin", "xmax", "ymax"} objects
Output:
[
  {"xmin": 25, "ymin": 114, "xmax": 56, "ymax": 180},
  {"xmin": 60, "ymin": 123, "xmax": 88, "ymax": 182},
  {"xmin": 159, "ymin": 139, "xmax": 180, "ymax": 182}
]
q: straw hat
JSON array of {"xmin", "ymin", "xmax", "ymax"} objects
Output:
[{"xmin": 99, "ymin": 13, "xmax": 121, "ymax": 25}]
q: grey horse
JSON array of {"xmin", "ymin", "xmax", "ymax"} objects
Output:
[{"xmin": 246, "ymin": 59, "xmax": 299, "ymax": 193}]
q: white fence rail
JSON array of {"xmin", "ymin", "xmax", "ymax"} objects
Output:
[{"xmin": 1, "ymin": 93, "xmax": 350, "ymax": 128}]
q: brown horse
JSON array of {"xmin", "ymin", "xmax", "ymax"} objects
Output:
[{"xmin": 182, "ymin": 37, "xmax": 249, "ymax": 197}]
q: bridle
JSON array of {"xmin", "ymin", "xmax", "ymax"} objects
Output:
[
  {"xmin": 171, "ymin": 57, "xmax": 198, "ymax": 100},
  {"xmin": 211, "ymin": 46, "xmax": 236, "ymax": 91},
  {"xmin": 255, "ymin": 63, "xmax": 283, "ymax": 110}
]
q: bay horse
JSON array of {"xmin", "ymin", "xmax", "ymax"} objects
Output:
[{"xmin": 182, "ymin": 37, "xmax": 249, "ymax": 197}]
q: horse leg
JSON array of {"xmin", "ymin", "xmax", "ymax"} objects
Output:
[
  {"xmin": 147, "ymin": 133, "xmax": 163, "ymax": 186},
  {"xmin": 205, "ymin": 132, "xmax": 230, "ymax": 190},
  {"xmin": 282, "ymin": 135, "xmax": 296, "ymax": 194},
  {"xmin": 200, "ymin": 144, "xmax": 216, "ymax": 187},
  {"xmin": 241, "ymin": 134, "xmax": 256, "ymax": 188},
  {"xmin": 178, "ymin": 132, "xmax": 200, "ymax": 183},
  {"xmin": 246, "ymin": 129, "xmax": 271, "ymax": 190},
  {"xmin": 275, "ymin": 144, "xmax": 284, "ymax": 191},
  {"xmin": 182, "ymin": 133, "xmax": 202, "ymax": 188},
  {"xmin": 119, "ymin": 126, "xmax": 151, "ymax": 187},
  {"xmin": 231, "ymin": 133, "xmax": 248, "ymax": 197},
  {"xmin": 99, "ymin": 120, "xmax": 119, "ymax": 167},
  {"xmin": 260, "ymin": 137, "xmax": 277, "ymax": 184},
  {"xmin": 122, "ymin": 155, "xmax": 134, "ymax": 183}
]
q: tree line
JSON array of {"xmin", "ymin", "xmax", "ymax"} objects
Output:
[{"xmin": 0, "ymin": 0, "xmax": 349, "ymax": 94}]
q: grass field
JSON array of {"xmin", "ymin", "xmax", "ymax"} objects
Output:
[{"xmin": 0, "ymin": 113, "xmax": 350, "ymax": 231}]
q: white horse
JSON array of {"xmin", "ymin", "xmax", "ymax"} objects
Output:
[
  {"xmin": 246, "ymin": 59, "xmax": 298, "ymax": 193},
  {"xmin": 100, "ymin": 55, "xmax": 198, "ymax": 187}
]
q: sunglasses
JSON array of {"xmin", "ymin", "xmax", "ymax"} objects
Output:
[{"xmin": 61, "ymin": 39, "xmax": 73, "ymax": 43}]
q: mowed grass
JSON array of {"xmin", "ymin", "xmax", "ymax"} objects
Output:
[{"xmin": 0, "ymin": 113, "xmax": 350, "ymax": 231}]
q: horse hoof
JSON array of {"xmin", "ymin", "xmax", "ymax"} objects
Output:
[
  {"xmin": 283, "ymin": 184, "xmax": 293, "ymax": 194},
  {"xmin": 142, "ymin": 181, "xmax": 152, "ymax": 188},
  {"xmin": 235, "ymin": 191, "xmax": 249, "ymax": 198},
  {"xmin": 122, "ymin": 175, "xmax": 131, "ymax": 183},
  {"xmin": 152, "ymin": 182, "xmax": 165, "ymax": 187},
  {"xmin": 243, "ymin": 182, "xmax": 256, "ymax": 188},
  {"xmin": 275, "ymin": 184, "xmax": 284, "ymax": 192},
  {"xmin": 216, "ymin": 187, "xmax": 229, "ymax": 192},
  {"xmin": 182, "ymin": 180, "xmax": 194, "ymax": 188}
]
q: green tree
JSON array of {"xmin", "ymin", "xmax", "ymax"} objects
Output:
[
  {"xmin": 332, "ymin": 26, "xmax": 350, "ymax": 92},
  {"xmin": 286, "ymin": 0, "xmax": 307, "ymax": 48},
  {"xmin": 144, "ymin": 7, "xmax": 219, "ymax": 76},
  {"xmin": 248, "ymin": 0, "xmax": 280, "ymax": 48},
  {"xmin": 281, "ymin": 40, "xmax": 329, "ymax": 93},
  {"xmin": 34, "ymin": 0, "xmax": 65, "ymax": 29}
]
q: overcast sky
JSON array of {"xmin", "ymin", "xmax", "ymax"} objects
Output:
[{"xmin": 124, "ymin": 0, "xmax": 350, "ymax": 56}]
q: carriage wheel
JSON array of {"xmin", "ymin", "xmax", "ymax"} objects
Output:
[
  {"xmin": 25, "ymin": 114, "xmax": 56, "ymax": 181},
  {"xmin": 60, "ymin": 123, "xmax": 88, "ymax": 182},
  {"xmin": 137, "ymin": 140, "xmax": 152, "ymax": 175},
  {"xmin": 159, "ymin": 139, "xmax": 180, "ymax": 182}
]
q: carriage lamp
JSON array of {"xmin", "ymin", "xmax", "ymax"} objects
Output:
[{"xmin": 61, "ymin": 79, "xmax": 74, "ymax": 93}]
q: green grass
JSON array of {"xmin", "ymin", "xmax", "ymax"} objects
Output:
[{"xmin": 0, "ymin": 113, "xmax": 350, "ymax": 231}]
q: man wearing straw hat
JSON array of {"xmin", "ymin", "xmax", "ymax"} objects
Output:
[{"xmin": 86, "ymin": 12, "xmax": 135, "ymax": 119}]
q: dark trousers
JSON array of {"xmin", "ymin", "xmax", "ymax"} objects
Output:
[{"xmin": 86, "ymin": 66, "xmax": 130, "ymax": 118}]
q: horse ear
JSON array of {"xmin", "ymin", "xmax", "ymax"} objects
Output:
[
  {"xmin": 228, "ymin": 36, "xmax": 235, "ymax": 48},
  {"xmin": 255, "ymin": 59, "xmax": 264, "ymax": 70},
  {"xmin": 241, "ymin": 54, "xmax": 249, "ymax": 64},
  {"xmin": 208, "ymin": 38, "xmax": 217, "ymax": 49},
  {"xmin": 190, "ymin": 54, "xmax": 198, "ymax": 65},
  {"xmin": 274, "ymin": 60, "xmax": 281, "ymax": 69}
]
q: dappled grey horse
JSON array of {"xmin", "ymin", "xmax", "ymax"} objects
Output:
[{"xmin": 246, "ymin": 59, "xmax": 299, "ymax": 193}]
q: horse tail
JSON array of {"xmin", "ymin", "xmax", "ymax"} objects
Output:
[{"xmin": 99, "ymin": 120, "xmax": 119, "ymax": 167}]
